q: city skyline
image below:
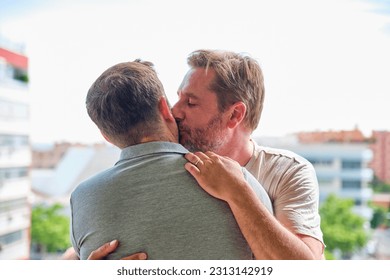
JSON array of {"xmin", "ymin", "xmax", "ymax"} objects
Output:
[{"xmin": 1, "ymin": 0, "xmax": 390, "ymax": 144}]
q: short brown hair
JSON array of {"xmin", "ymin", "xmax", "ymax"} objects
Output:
[
  {"xmin": 86, "ymin": 59, "xmax": 166, "ymax": 147},
  {"xmin": 187, "ymin": 49, "xmax": 265, "ymax": 131}
]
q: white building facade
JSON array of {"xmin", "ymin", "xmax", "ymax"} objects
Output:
[
  {"xmin": 0, "ymin": 37, "xmax": 31, "ymax": 259},
  {"xmin": 290, "ymin": 143, "xmax": 374, "ymax": 220},
  {"xmin": 256, "ymin": 137, "xmax": 374, "ymax": 221}
]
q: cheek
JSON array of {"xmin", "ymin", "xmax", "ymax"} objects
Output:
[{"xmin": 187, "ymin": 114, "xmax": 210, "ymax": 128}]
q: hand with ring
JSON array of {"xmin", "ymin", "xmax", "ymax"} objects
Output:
[{"xmin": 184, "ymin": 151, "xmax": 247, "ymax": 203}]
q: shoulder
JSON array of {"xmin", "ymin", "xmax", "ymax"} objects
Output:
[
  {"xmin": 71, "ymin": 167, "xmax": 114, "ymax": 198},
  {"xmin": 248, "ymin": 142, "xmax": 318, "ymax": 193},
  {"xmin": 253, "ymin": 143, "xmax": 316, "ymax": 176},
  {"xmin": 256, "ymin": 144, "xmax": 311, "ymax": 165}
]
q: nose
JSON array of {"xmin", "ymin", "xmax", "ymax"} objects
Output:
[{"xmin": 172, "ymin": 101, "xmax": 184, "ymax": 121}]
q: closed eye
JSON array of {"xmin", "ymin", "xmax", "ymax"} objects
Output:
[
  {"xmin": 187, "ymin": 97, "xmax": 197, "ymax": 107},
  {"xmin": 188, "ymin": 101, "xmax": 197, "ymax": 107}
]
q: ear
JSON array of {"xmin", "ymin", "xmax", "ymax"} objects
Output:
[
  {"xmin": 158, "ymin": 97, "xmax": 175, "ymax": 123},
  {"xmin": 227, "ymin": 102, "xmax": 246, "ymax": 129}
]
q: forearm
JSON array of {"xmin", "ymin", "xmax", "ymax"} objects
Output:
[{"xmin": 227, "ymin": 185, "xmax": 316, "ymax": 260}]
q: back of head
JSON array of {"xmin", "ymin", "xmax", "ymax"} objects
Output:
[
  {"xmin": 86, "ymin": 60, "xmax": 166, "ymax": 147},
  {"xmin": 187, "ymin": 49, "xmax": 265, "ymax": 131}
]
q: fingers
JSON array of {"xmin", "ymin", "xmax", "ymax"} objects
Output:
[
  {"xmin": 185, "ymin": 152, "xmax": 210, "ymax": 168},
  {"xmin": 87, "ymin": 240, "xmax": 148, "ymax": 260},
  {"xmin": 121, "ymin": 252, "xmax": 148, "ymax": 260},
  {"xmin": 87, "ymin": 240, "xmax": 119, "ymax": 260},
  {"xmin": 204, "ymin": 151, "xmax": 218, "ymax": 157},
  {"xmin": 184, "ymin": 152, "xmax": 205, "ymax": 179},
  {"xmin": 184, "ymin": 161, "xmax": 200, "ymax": 177},
  {"xmin": 185, "ymin": 152, "xmax": 202, "ymax": 167}
]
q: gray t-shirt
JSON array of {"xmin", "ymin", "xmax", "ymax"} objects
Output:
[{"xmin": 71, "ymin": 142, "xmax": 272, "ymax": 260}]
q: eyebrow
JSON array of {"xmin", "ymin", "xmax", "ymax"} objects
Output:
[{"xmin": 177, "ymin": 91, "xmax": 200, "ymax": 100}]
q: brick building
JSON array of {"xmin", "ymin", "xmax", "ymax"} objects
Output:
[{"xmin": 370, "ymin": 131, "xmax": 390, "ymax": 184}]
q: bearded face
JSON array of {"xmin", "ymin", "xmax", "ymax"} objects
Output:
[{"xmin": 177, "ymin": 113, "xmax": 227, "ymax": 153}]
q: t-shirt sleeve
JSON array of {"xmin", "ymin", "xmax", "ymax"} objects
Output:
[{"xmin": 273, "ymin": 162, "xmax": 323, "ymax": 243}]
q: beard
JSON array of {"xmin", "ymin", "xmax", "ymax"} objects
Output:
[{"xmin": 177, "ymin": 114, "xmax": 226, "ymax": 153}]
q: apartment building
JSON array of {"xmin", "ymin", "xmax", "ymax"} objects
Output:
[
  {"xmin": 0, "ymin": 36, "xmax": 31, "ymax": 259},
  {"xmin": 255, "ymin": 130, "xmax": 374, "ymax": 220},
  {"xmin": 288, "ymin": 143, "xmax": 373, "ymax": 220}
]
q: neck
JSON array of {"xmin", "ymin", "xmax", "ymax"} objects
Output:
[
  {"xmin": 217, "ymin": 131, "xmax": 254, "ymax": 166},
  {"xmin": 139, "ymin": 135, "xmax": 177, "ymax": 144}
]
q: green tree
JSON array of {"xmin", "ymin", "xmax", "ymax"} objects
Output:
[
  {"xmin": 370, "ymin": 176, "xmax": 390, "ymax": 193},
  {"xmin": 320, "ymin": 194, "xmax": 369, "ymax": 259},
  {"xmin": 370, "ymin": 204, "xmax": 390, "ymax": 229},
  {"xmin": 31, "ymin": 203, "xmax": 71, "ymax": 253}
]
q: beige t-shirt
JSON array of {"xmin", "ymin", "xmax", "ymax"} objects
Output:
[{"xmin": 245, "ymin": 141, "xmax": 324, "ymax": 245}]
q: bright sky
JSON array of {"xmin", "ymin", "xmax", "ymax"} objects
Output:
[{"xmin": 1, "ymin": 0, "xmax": 389, "ymax": 144}]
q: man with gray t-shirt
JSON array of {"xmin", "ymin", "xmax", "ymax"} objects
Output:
[{"xmin": 70, "ymin": 60, "xmax": 272, "ymax": 259}]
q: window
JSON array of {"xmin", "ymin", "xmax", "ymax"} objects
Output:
[
  {"xmin": 342, "ymin": 180, "xmax": 361, "ymax": 190},
  {"xmin": 0, "ymin": 167, "xmax": 29, "ymax": 180},
  {"xmin": 342, "ymin": 160, "xmax": 361, "ymax": 169},
  {"xmin": 0, "ymin": 134, "xmax": 29, "ymax": 147},
  {"xmin": 0, "ymin": 99, "xmax": 29, "ymax": 121},
  {"xmin": 0, "ymin": 230, "xmax": 23, "ymax": 246},
  {"xmin": 354, "ymin": 199, "xmax": 362, "ymax": 206},
  {"xmin": 13, "ymin": 68, "xmax": 28, "ymax": 83},
  {"xmin": 0, "ymin": 198, "xmax": 28, "ymax": 214},
  {"xmin": 307, "ymin": 158, "xmax": 332, "ymax": 166}
]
